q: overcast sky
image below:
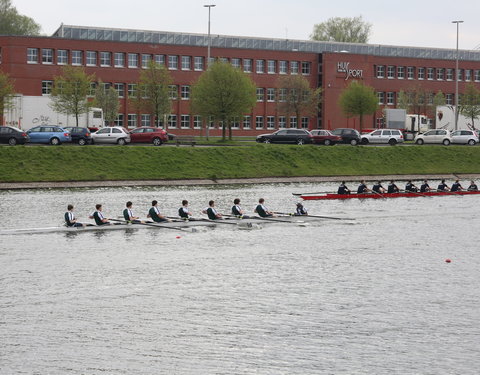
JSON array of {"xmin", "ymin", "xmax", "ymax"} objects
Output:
[{"xmin": 12, "ymin": 0, "xmax": 480, "ymax": 50}]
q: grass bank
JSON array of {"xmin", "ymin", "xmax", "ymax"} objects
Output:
[{"xmin": 1, "ymin": 145, "xmax": 480, "ymax": 182}]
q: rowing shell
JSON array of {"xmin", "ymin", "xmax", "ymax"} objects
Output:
[{"xmin": 300, "ymin": 190, "xmax": 480, "ymax": 200}]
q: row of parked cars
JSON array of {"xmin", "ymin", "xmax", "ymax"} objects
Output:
[{"xmin": 0, "ymin": 125, "xmax": 170, "ymax": 146}]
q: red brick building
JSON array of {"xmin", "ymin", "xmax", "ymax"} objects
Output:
[{"xmin": 1, "ymin": 24, "xmax": 480, "ymax": 135}]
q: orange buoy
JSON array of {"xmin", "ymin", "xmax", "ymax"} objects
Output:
[
  {"xmin": 176, "ymin": 236, "xmax": 181, "ymax": 239},
  {"xmin": 445, "ymin": 258, "xmax": 452, "ymax": 263}
]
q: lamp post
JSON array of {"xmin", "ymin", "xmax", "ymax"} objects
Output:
[
  {"xmin": 204, "ymin": 4, "xmax": 216, "ymax": 68},
  {"xmin": 452, "ymin": 20, "xmax": 463, "ymax": 131}
]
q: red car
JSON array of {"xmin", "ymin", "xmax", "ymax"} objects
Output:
[
  {"xmin": 129, "ymin": 127, "xmax": 168, "ymax": 146},
  {"xmin": 310, "ymin": 129, "xmax": 342, "ymax": 145}
]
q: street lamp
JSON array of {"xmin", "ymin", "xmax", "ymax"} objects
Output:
[
  {"xmin": 452, "ymin": 20, "xmax": 463, "ymax": 131},
  {"xmin": 204, "ymin": 4, "xmax": 216, "ymax": 68}
]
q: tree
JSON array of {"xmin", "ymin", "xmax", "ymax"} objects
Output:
[
  {"xmin": 338, "ymin": 80, "xmax": 378, "ymax": 131},
  {"xmin": 50, "ymin": 66, "xmax": 95, "ymax": 127},
  {"xmin": 276, "ymin": 75, "xmax": 322, "ymax": 128},
  {"xmin": 95, "ymin": 82, "xmax": 120, "ymax": 126},
  {"xmin": 138, "ymin": 60, "xmax": 172, "ymax": 127},
  {"xmin": 0, "ymin": 0, "xmax": 41, "ymax": 35},
  {"xmin": 0, "ymin": 69, "xmax": 15, "ymax": 124},
  {"xmin": 459, "ymin": 83, "xmax": 480, "ymax": 129},
  {"xmin": 191, "ymin": 61, "xmax": 256, "ymax": 140},
  {"xmin": 310, "ymin": 16, "xmax": 371, "ymax": 43},
  {"xmin": 397, "ymin": 85, "xmax": 439, "ymax": 131}
]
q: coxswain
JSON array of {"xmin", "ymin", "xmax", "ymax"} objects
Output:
[
  {"xmin": 254, "ymin": 198, "xmax": 274, "ymax": 218},
  {"xmin": 405, "ymin": 180, "xmax": 418, "ymax": 192},
  {"xmin": 337, "ymin": 181, "xmax": 351, "ymax": 195},
  {"xmin": 232, "ymin": 198, "xmax": 249, "ymax": 218},
  {"xmin": 295, "ymin": 202, "xmax": 308, "ymax": 216},
  {"xmin": 467, "ymin": 180, "xmax": 478, "ymax": 191},
  {"xmin": 202, "ymin": 200, "xmax": 222, "ymax": 220},
  {"xmin": 372, "ymin": 181, "xmax": 386, "ymax": 194},
  {"xmin": 178, "ymin": 200, "xmax": 194, "ymax": 220},
  {"xmin": 450, "ymin": 179, "xmax": 463, "ymax": 192},
  {"xmin": 357, "ymin": 180, "xmax": 371, "ymax": 194},
  {"xmin": 123, "ymin": 201, "xmax": 141, "ymax": 223},
  {"xmin": 147, "ymin": 200, "xmax": 170, "ymax": 222},
  {"xmin": 387, "ymin": 180, "xmax": 400, "ymax": 194},
  {"xmin": 65, "ymin": 204, "xmax": 85, "ymax": 227},
  {"xmin": 437, "ymin": 179, "xmax": 450, "ymax": 192},
  {"xmin": 420, "ymin": 180, "xmax": 431, "ymax": 192},
  {"xmin": 89, "ymin": 204, "xmax": 111, "ymax": 225}
]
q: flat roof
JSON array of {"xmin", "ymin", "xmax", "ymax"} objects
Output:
[{"xmin": 52, "ymin": 24, "xmax": 480, "ymax": 62}]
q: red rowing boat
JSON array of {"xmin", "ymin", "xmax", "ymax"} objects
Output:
[{"xmin": 300, "ymin": 190, "xmax": 480, "ymax": 200}]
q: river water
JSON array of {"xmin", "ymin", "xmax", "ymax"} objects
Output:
[{"xmin": 1, "ymin": 182, "xmax": 479, "ymax": 375}]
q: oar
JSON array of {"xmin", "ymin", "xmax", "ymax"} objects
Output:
[
  {"xmin": 292, "ymin": 191, "xmax": 335, "ymax": 196},
  {"xmin": 109, "ymin": 218, "xmax": 190, "ymax": 232},
  {"xmin": 399, "ymin": 189, "xmax": 432, "ymax": 198},
  {"xmin": 273, "ymin": 211, "xmax": 355, "ymax": 221},
  {"xmin": 370, "ymin": 190, "xmax": 387, "ymax": 199},
  {"xmin": 249, "ymin": 215, "xmax": 303, "ymax": 224},
  {"xmin": 199, "ymin": 217, "xmax": 239, "ymax": 225}
]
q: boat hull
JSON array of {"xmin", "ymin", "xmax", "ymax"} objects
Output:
[{"xmin": 301, "ymin": 190, "xmax": 480, "ymax": 200}]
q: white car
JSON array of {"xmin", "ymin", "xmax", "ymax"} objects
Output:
[
  {"xmin": 91, "ymin": 127, "xmax": 131, "ymax": 145},
  {"xmin": 414, "ymin": 129, "xmax": 452, "ymax": 145},
  {"xmin": 361, "ymin": 129, "xmax": 404, "ymax": 145},
  {"xmin": 450, "ymin": 130, "xmax": 479, "ymax": 145}
]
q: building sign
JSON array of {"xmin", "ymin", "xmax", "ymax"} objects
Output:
[{"xmin": 337, "ymin": 62, "xmax": 363, "ymax": 80}]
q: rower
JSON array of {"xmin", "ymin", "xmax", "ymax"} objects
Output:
[
  {"xmin": 295, "ymin": 202, "xmax": 308, "ymax": 216},
  {"xmin": 357, "ymin": 180, "xmax": 371, "ymax": 194},
  {"xmin": 337, "ymin": 181, "xmax": 351, "ymax": 195},
  {"xmin": 147, "ymin": 200, "xmax": 170, "ymax": 222},
  {"xmin": 420, "ymin": 180, "xmax": 431, "ymax": 192},
  {"xmin": 372, "ymin": 181, "xmax": 386, "ymax": 194},
  {"xmin": 89, "ymin": 204, "xmax": 111, "ymax": 225},
  {"xmin": 405, "ymin": 180, "xmax": 418, "ymax": 192},
  {"xmin": 232, "ymin": 198, "xmax": 249, "ymax": 218},
  {"xmin": 467, "ymin": 180, "xmax": 478, "ymax": 191},
  {"xmin": 64, "ymin": 204, "xmax": 85, "ymax": 227},
  {"xmin": 387, "ymin": 180, "xmax": 400, "ymax": 194},
  {"xmin": 254, "ymin": 198, "xmax": 274, "ymax": 217},
  {"xmin": 202, "ymin": 200, "xmax": 222, "ymax": 220},
  {"xmin": 178, "ymin": 200, "xmax": 194, "ymax": 220},
  {"xmin": 123, "ymin": 201, "xmax": 141, "ymax": 223},
  {"xmin": 451, "ymin": 179, "xmax": 463, "ymax": 192},
  {"xmin": 437, "ymin": 179, "xmax": 450, "ymax": 192}
]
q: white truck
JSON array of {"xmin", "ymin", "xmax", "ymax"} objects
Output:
[
  {"xmin": 3, "ymin": 95, "xmax": 104, "ymax": 130},
  {"xmin": 435, "ymin": 105, "xmax": 477, "ymax": 131},
  {"xmin": 384, "ymin": 108, "xmax": 430, "ymax": 140}
]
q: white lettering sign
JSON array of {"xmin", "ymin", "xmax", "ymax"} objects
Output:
[{"xmin": 337, "ymin": 62, "xmax": 363, "ymax": 80}]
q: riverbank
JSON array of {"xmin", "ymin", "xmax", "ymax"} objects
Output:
[{"xmin": 1, "ymin": 145, "xmax": 480, "ymax": 188}]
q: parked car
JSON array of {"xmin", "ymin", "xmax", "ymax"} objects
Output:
[
  {"xmin": 129, "ymin": 127, "xmax": 168, "ymax": 146},
  {"xmin": 91, "ymin": 127, "xmax": 131, "ymax": 145},
  {"xmin": 330, "ymin": 128, "xmax": 361, "ymax": 145},
  {"xmin": 361, "ymin": 129, "xmax": 404, "ymax": 145},
  {"xmin": 310, "ymin": 129, "xmax": 342, "ymax": 145},
  {"xmin": 256, "ymin": 129, "xmax": 313, "ymax": 145},
  {"xmin": 0, "ymin": 126, "xmax": 29, "ymax": 145},
  {"xmin": 451, "ymin": 129, "xmax": 478, "ymax": 145},
  {"xmin": 63, "ymin": 127, "xmax": 92, "ymax": 145},
  {"xmin": 26, "ymin": 125, "xmax": 71, "ymax": 145},
  {"xmin": 414, "ymin": 129, "xmax": 452, "ymax": 145}
]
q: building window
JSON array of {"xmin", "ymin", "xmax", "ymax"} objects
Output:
[
  {"xmin": 290, "ymin": 61, "xmax": 299, "ymax": 74},
  {"xmin": 278, "ymin": 88, "xmax": 287, "ymax": 102},
  {"xmin": 256, "ymin": 88, "xmax": 264, "ymax": 102},
  {"xmin": 418, "ymin": 67, "xmax": 425, "ymax": 80},
  {"xmin": 86, "ymin": 51, "xmax": 97, "ymax": 66},
  {"xmin": 376, "ymin": 65, "xmax": 385, "ymax": 78},
  {"xmin": 301, "ymin": 117, "xmax": 309, "ymax": 129},
  {"xmin": 387, "ymin": 66, "xmax": 395, "ymax": 79},
  {"xmin": 181, "ymin": 115, "xmax": 190, "ymax": 128},
  {"xmin": 168, "ymin": 114, "xmax": 177, "ymax": 129},
  {"xmin": 219, "ymin": 57, "xmax": 228, "ymax": 64},
  {"xmin": 243, "ymin": 116, "xmax": 251, "ymax": 129},
  {"xmin": 278, "ymin": 116, "xmax": 286, "ymax": 128},
  {"xmin": 267, "ymin": 116, "xmax": 275, "ymax": 129},
  {"xmin": 141, "ymin": 54, "xmax": 151, "ymax": 68},
  {"xmin": 447, "ymin": 68, "xmax": 454, "ymax": 81},
  {"xmin": 114, "ymin": 83, "xmax": 125, "ymax": 98},
  {"xmin": 446, "ymin": 93, "xmax": 454, "ymax": 105},
  {"xmin": 427, "ymin": 67, "xmax": 434, "ymax": 80},
  {"xmin": 301, "ymin": 62, "xmax": 311, "ymax": 75},
  {"xmin": 140, "ymin": 114, "xmax": 150, "ymax": 127},
  {"xmin": 42, "ymin": 81, "xmax": 53, "ymax": 95},
  {"xmin": 41, "ymin": 48, "xmax": 53, "ymax": 64},
  {"xmin": 128, "ymin": 114, "xmax": 137, "ymax": 128},
  {"xmin": 243, "ymin": 59, "xmax": 252, "ymax": 73},
  {"xmin": 127, "ymin": 84, "xmax": 137, "ymax": 97},
  {"xmin": 114, "ymin": 114, "xmax": 124, "ymax": 127},
  {"xmin": 154, "ymin": 54, "xmax": 165, "ymax": 66},
  {"xmin": 437, "ymin": 68, "xmax": 445, "ymax": 80},
  {"xmin": 267, "ymin": 60, "xmax": 276, "ymax": 74},
  {"xmin": 27, "ymin": 48, "xmax": 39, "ymax": 63},
  {"xmin": 279, "ymin": 60, "xmax": 288, "ymax": 74},
  {"xmin": 193, "ymin": 115, "xmax": 202, "ymax": 129},
  {"xmin": 57, "ymin": 50, "xmax": 68, "ymax": 65},
  {"xmin": 407, "ymin": 66, "xmax": 415, "ymax": 80},
  {"xmin": 397, "ymin": 66, "xmax": 405, "ymax": 79},
  {"xmin": 289, "ymin": 117, "xmax": 297, "ymax": 128},
  {"xmin": 231, "ymin": 58, "xmax": 241, "ymax": 69},
  {"xmin": 98, "ymin": 51, "xmax": 110, "ymax": 67},
  {"xmin": 181, "ymin": 56, "xmax": 191, "ymax": 70},
  {"xmin": 181, "ymin": 85, "xmax": 190, "ymax": 100},
  {"xmin": 457, "ymin": 69, "xmax": 463, "ymax": 81},
  {"xmin": 387, "ymin": 92, "xmax": 395, "ymax": 105},
  {"xmin": 266, "ymin": 88, "xmax": 275, "ymax": 102},
  {"xmin": 231, "ymin": 117, "xmax": 240, "ymax": 129},
  {"xmin": 194, "ymin": 56, "xmax": 204, "ymax": 71},
  {"xmin": 128, "ymin": 53, "xmax": 138, "ymax": 68},
  {"xmin": 169, "ymin": 85, "xmax": 178, "ymax": 100},
  {"xmin": 256, "ymin": 59, "xmax": 265, "ymax": 73},
  {"xmin": 114, "ymin": 53, "xmax": 125, "ymax": 67},
  {"xmin": 465, "ymin": 69, "xmax": 472, "ymax": 81},
  {"xmin": 378, "ymin": 91, "xmax": 385, "ymax": 104},
  {"xmin": 208, "ymin": 117, "xmax": 215, "ymax": 129},
  {"xmin": 88, "ymin": 82, "xmax": 96, "ymax": 97},
  {"xmin": 168, "ymin": 55, "xmax": 178, "ymax": 70},
  {"xmin": 256, "ymin": 116, "xmax": 264, "ymax": 129},
  {"xmin": 475, "ymin": 70, "xmax": 480, "ymax": 82}
]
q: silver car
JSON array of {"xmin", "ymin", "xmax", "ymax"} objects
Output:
[
  {"xmin": 361, "ymin": 129, "xmax": 404, "ymax": 145},
  {"xmin": 91, "ymin": 127, "xmax": 131, "ymax": 145},
  {"xmin": 451, "ymin": 130, "xmax": 478, "ymax": 145},
  {"xmin": 414, "ymin": 129, "xmax": 452, "ymax": 146}
]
